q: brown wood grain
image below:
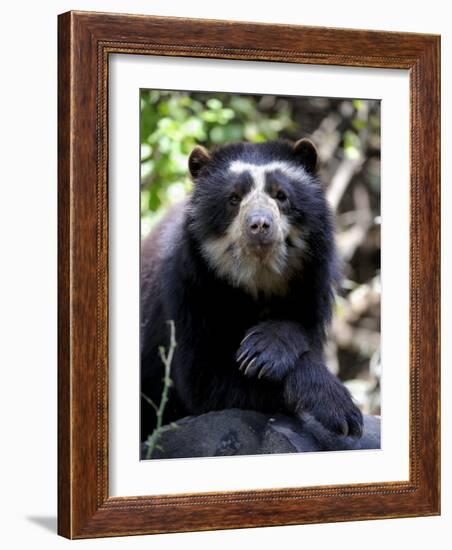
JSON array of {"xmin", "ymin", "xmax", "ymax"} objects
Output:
[
  {"xmin": 57, "ymin": 10, "xmax": 72, "ymax": 539},
  {"xmin": 57, "ymin": 10, "xmax": 440, "ymax": 539}
]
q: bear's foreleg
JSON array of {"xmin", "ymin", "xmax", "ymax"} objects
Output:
[{"xmin": 283, "ymin": 354, "xmax": 363, "ymax": 438}]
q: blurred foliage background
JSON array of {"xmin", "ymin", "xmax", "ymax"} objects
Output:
[{"xmin": 141, "ymin": 90, "xmax": 381, "ymax": 416}]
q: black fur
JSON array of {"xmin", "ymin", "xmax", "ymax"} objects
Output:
[{"xmin": 140, "ymin": 140, "xmax": 363, "ymax": 443}]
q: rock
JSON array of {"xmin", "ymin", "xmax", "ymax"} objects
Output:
[{"xmin": 142, "ymin": 409, "xmax": 380, "ymax": 459}]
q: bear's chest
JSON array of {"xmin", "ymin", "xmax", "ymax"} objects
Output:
[{"xmin": 196, "ymin": 289, "xmax": 284, "ymax": 345}]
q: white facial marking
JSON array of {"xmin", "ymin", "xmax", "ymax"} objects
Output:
[
  {"xmin": 229, "ymin": 160, "xmax": 307, "ymax": 188},
  {"xmin": 200, "ymin": 160, "xmax": 307, "ymax": 297}
]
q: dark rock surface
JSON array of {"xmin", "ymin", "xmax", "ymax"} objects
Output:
[{"xmin": 141, "ymin": 409, "xmax": 380, "ymax": 459}]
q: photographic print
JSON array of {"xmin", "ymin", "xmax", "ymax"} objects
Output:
[
  {"xmin": 58, "ymin": 12, "xmax": 439, "ymax": 537},
  {"xmin": 140, "ymin": 90, "xmax": 381, "ymax": 460}
]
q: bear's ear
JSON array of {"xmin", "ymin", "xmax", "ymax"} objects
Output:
[
  {"xmin": 188, "ymin": 145, "xmax": 211, "ymax": 179},
  {"xmin": 293, "ymin": 138, "xmax": 318, "ymax": 173}
]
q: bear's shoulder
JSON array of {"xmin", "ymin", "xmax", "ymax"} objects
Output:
[{"xmin": 142, "ymin": 201, "xmax": 187, "ymax": 264}]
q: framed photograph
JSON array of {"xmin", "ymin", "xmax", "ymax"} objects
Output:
[{"xmin": 58, "ymin": 11, "xmax": 440, "ymax": 538}]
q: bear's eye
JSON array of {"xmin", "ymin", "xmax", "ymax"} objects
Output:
[
  {"xmin": 276, "ymin": 190, "xmax": 287, "ymax": 202},
  {"xmin": 229, "ymin": 193, "xmax": 241, "ymax": 206}
]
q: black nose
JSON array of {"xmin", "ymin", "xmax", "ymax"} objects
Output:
[{"xmin": 246, "ymin": 210, "xmax": 274, "ymax": 243}]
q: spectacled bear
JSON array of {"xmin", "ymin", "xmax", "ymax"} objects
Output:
[{"xmin": 140, "ymin": 139, "xmax": 363, "ymax": 444}]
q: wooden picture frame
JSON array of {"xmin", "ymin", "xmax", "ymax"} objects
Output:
[{"xmin": 58, "ymin": 10, "xmax": 440, "ymax": 538}]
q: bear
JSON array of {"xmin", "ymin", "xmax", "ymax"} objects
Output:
[{"xmin": 140, "ymin": 138, "xmax": 363, "ymax": 444}]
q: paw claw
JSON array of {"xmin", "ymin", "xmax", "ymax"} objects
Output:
[
  {"xmin": 348, "ymin": 413, "xmax": 364, "ymax": 438},
  {"xmin": 240, "ymin": 331, "xmax": 255, "ymax": 346},
  {"xmin": 240, "ymin": 355, "xmax": 254, "ymax": 372},
  {"xmin": 257, "ymin": 364, "xmax": 271, "ymax": 379},
  {"xmin": 339, "ymin": 421, "xmax": 349, "ymax": 437},
  {"xmin": 243, "ymin": 357, "xmax": 257, "ymax": 376}
]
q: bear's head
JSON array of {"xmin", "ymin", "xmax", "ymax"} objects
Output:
[{"xmin": 187, "ymin": 139, "xmax": 334, "ymax": 297}]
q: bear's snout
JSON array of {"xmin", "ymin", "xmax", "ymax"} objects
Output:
[{"xmin": 245, "ymin": 209, "xmax": 275, "ymax": 246}]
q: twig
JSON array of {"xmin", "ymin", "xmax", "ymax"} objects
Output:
[
  {"xmin": 326, "ymin": 158, "xmax": 364, "ymax": 212},
  {"xmin": 335, "ymin": 183, "xmax": 373, "ymax": 261},
  {"xmin": 145, "ymin": 320, "xmax": 177, "ymax": 459},
  {"xmin": 141, "ymin": 392, "xmax": 158, "ymax": 413}
]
